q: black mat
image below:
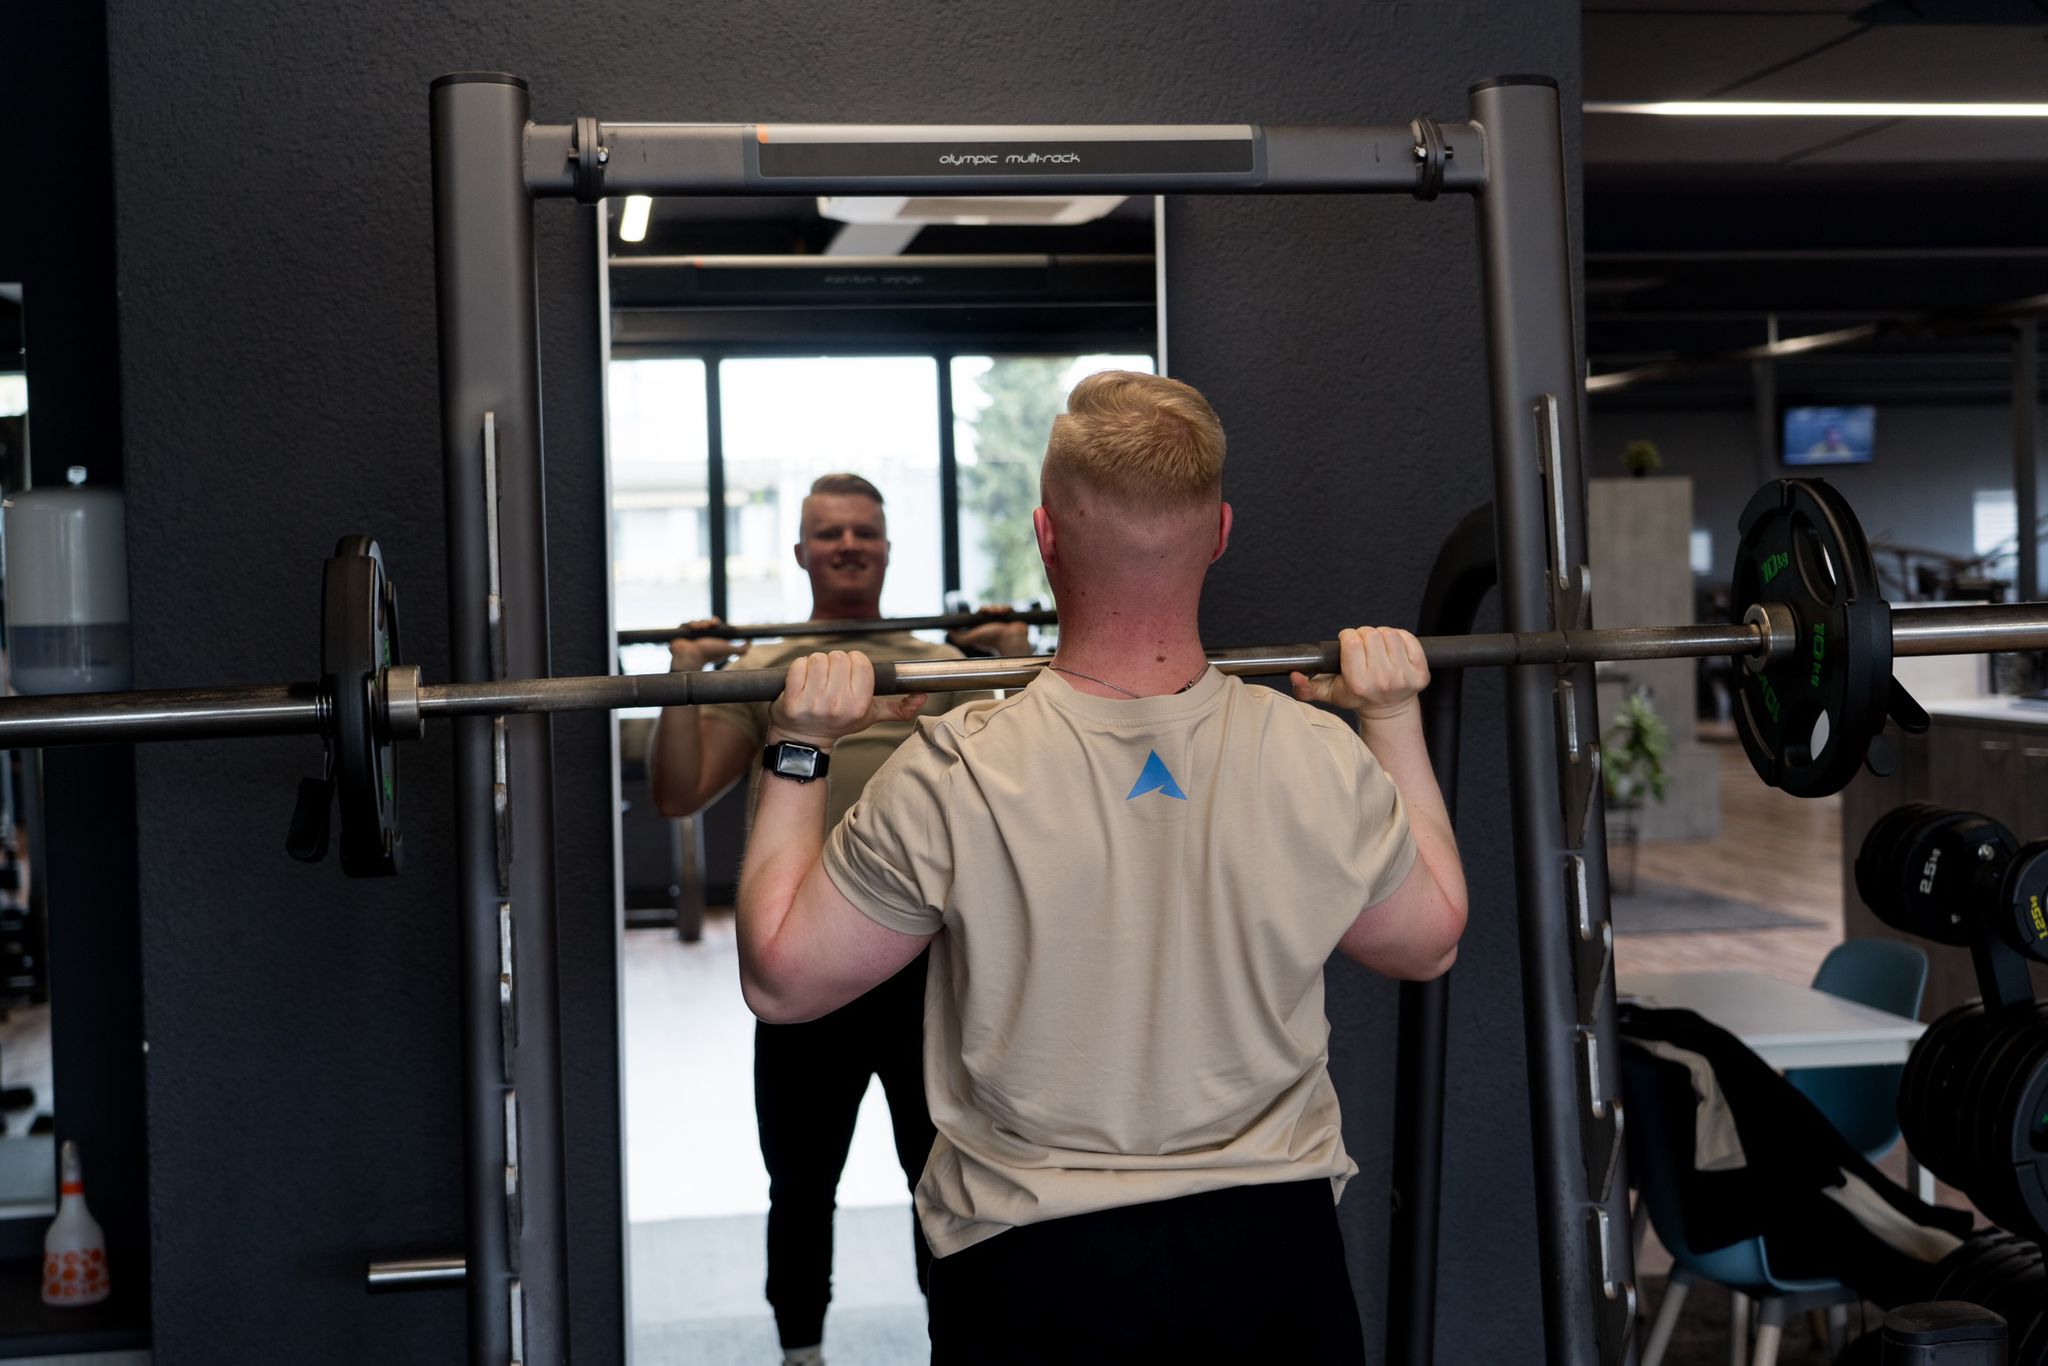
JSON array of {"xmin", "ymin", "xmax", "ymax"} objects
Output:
[{"xmin": 1611, "ymin": 880, "xmax": 1818, "ymax": 935}]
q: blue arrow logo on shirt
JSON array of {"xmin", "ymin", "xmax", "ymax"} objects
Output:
[{"xmin": 1126, "ymin": 750, "xmax": 1188, "ymax": 802}]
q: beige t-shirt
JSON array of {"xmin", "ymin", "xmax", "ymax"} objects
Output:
[
  {"xmin": 822, "ymin": 666, "xmax": 1418, "ymax": 1256},
  {"xmin": 701, "ymin": 630, "xmax": 974, "ymax": 831}
]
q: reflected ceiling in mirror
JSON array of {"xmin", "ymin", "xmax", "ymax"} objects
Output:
[{"xmin": 605, "ymin": 193, "xmax": 1158, "ymax": 354}]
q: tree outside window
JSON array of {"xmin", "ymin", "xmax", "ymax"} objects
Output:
[{"xmin": 953, "ymin": 354, "xmax": 1154, "ymax": 607}]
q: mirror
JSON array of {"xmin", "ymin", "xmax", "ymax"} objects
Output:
[
  {"xmin": 0, "ymin": 284, "xmax": 57, "ymax": 1217},
  {"xmin": 603, "ymin": 198, "xmax": 1161, "ymax": 1360}
]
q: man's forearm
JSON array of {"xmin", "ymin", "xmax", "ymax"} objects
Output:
[
  {"xmin": 1360, "ymin": 705, "xmax": 1468, "ymax": 914},
  {"xmin": 734, "ymin": 749, "xmax": 831, "ymax": 1007},
  {"xmin": 648, "ymin": 706, "xmax": 709, "ymax": 815}
]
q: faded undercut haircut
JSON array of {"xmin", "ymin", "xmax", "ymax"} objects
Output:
[
  {"xmin": 1042, "ymin": 370, "xmax": 1225, "ymax": 511},
  {"xmin": 808, "ymin": 472, "xmax": 885, "ymax": 503}
]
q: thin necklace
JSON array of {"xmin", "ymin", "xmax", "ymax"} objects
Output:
[{"xmin": 1046, "ymin": 660, "xmax": 1209, "ymax": 699}]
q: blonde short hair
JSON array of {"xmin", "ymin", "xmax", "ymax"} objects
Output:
[
  {"xmin": 808, "ymin": 472, "xmax": 884, "ymax": 503},
  {"xmin": 1042, "ymin": 371, "xmax": 1225, "ymax": 510}
]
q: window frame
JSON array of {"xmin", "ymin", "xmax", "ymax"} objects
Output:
[{"xmin": 610, "ymin": 343, "xmax": 1156, "ymax": 622}]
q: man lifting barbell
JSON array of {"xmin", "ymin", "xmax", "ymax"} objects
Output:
[
  {"xmin": 0, "ymin": 395, "xmax": 2044, "ymax": 1366},
  {"xmin": 734, "ymin": 372, "xmax": 1469, "ymax": 1364},
  {"xmin": 646, "ymin": 471, "xmax": 1028, "ymax": 1366}
]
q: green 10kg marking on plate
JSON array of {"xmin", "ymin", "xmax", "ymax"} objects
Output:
[
  {"xmin": 1760, "ymin": 551, "xmax": 1790, "ymax": 585},
  {"xmin": 1810, "ymin": 622, "xmax": 1826, "ymax": 687}
]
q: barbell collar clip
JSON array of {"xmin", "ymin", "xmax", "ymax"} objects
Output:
[
  {"xmin": 1741, "ymin": 601, "xmax": 1798, "ymax": 674},
  {"xmin": 383, "ymin": 665, "xmax": 425, "ymax": 741}
]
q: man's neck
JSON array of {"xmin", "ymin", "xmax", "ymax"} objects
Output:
[
  {"xmin": 1050, "ymin": 593, "xmax": 1207, "ymax": 698},
  {"xmin": 807, "ymin": 596, "xmax": 883, "ymax": 624}
]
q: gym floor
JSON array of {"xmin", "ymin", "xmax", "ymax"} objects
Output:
[
  {"xmin": 1617, "ymin": 723, "xmax": 1843, "ymax": 987},
  {"xmin": 623, "ymin": 917, "xmax": 926, "ymax": 1364}
]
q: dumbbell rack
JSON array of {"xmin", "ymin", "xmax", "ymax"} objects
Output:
[{"xmin": 427, "ymin": 74, "xmax": 1625, "ymax": 1365}]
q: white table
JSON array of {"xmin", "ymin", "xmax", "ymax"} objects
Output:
[
  {"xmin": 1616, "ymin": 969, "xmax": 1926, "ymax": 1070},
  {"xmin": 1616, "ymin": 968, "xmax": 1934, "ymax": 1201}
]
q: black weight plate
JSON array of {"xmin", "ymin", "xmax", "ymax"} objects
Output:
[
  {"xmin": 1903, "ymin": 1009, "xmax": 1965, "ymax": 1172},
  {"xmin": 1949, "ymin": 1003, "xmax": 2048, "ymax": 1226},
  {"xmin": 1902, "ymin": 1004, "xmax": 1976, "ymax": 1176},
  {"xmin": 1999, "ymin": 1067, "xmax": 2048, "ymax": 1242},
  {"xmin": 2003, "ymin": 842, "xmax": 2048, "ymax": 964},
  {"xmin": 1853, "ymin": 801, "xmax": 1914, "ymax": 916},
  {"xmin": 1929, "ymin": 1008, "xmax": 1996, "ymax": 1181},
  {"xmin": 1937, "ymin": 1005, "xmax": 2018, "ymax": 1181},
  {"xmin": 323, "ymin": 536, "xmax": 402, "ymax": 878},
  {"xmin": 1973, "ymin": 1018, "xmax": 2048, "ymax": 1228},
  {"xmin": 1966, "ymin": 1005, "xmax": 2048, "ymax": 1188},
  {"xmin": 1987, "ymin": 1030, "xmax": 2048, "ymax": 1242},
  {"xmin": 1919, "ymin": 1003, "xmax": 1996, "ymax": 1173},
  {"xmin": 1982, "ymin": 1244, "xmax": 2047, "ymax": 1322},
  {"xmin": 1935, "ymin": 1229, "xmax": 2018, "ymax": 1301},
  {"xmin": 1959, "ymin": 1236, "xmax": 2034, "ymax": 1309},
  {"xmin": 1731, "ymin": 478, "xmax": 1892, "ymax": 798},
  {"xmin": 1859, "ymin": 803, "xmax": 1955, "ymax": 941},
  {"xmin": 1947, "ymin": 1234, "xmax": 2022, "ymax": 1306}
]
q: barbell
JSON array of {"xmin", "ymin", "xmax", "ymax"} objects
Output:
[
  {"xmin": 616, "ymin": 607, "xmax": 1059, "ymax": 648},
  {"xmin": 0, "ymin": 478, "xmax": 2043, "ymax": 876}
]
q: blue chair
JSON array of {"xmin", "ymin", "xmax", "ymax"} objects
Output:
[
  {"xmin": 1625, "ymin": 1046, "xmax": 1859, "ymax": 1366},
  {"xmin": 1785, "ymin": 939, "xmax": 1929, "ymax": 1163},
  {"xmin": 1630, "ymin": 939, "xmax": 1930, "ymax": 1366}
]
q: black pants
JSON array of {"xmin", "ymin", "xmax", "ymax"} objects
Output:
[
  {"xmin": 755, "ymin": 949, "xmax": 935, "ymax": 1349},
  {"xmin": 928, "ymin": 1178, "xmax": 1365, "ymax": 1365}
]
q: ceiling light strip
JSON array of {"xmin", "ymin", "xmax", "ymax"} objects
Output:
[{"xmin": 1586, "ymin": 101, "xmax": 2048, "ymax": 118}]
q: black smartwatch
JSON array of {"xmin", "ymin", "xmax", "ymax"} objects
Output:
[{"xmin": 762, "ymin": 740, "xmax": 830, "ymax": 783}]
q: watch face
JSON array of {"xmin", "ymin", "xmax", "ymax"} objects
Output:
[{"xmin": 775, "ymin": 746, "xmax": 821, "ymax": 779}]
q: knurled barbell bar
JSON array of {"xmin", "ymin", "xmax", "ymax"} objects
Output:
[
  {"xmin": 616, "ymin": 608, "xmax": 1059, "ymax": 648},
  {"xmin": 0, "ymin": 478, "xmax": 2042, "ymax": 877}
]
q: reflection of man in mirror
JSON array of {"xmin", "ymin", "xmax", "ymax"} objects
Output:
[
  {"xmin": 648, "ymin": 472, "xmax": 1026, "ymax": 1366},
  {"xmin": 1807, "ymin": 424, "xmax": 1853, "ymax": 458},
  {"xmin": 731, "ymin": 374, "xmax": 1468, "ymax": 1363}
]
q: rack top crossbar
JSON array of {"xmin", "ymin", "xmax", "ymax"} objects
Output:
[{"xmin": 522, "ymin": 119, "xmax": 1487, "ymax": 199}]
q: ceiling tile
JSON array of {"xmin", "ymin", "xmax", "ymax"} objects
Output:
[
  {"xmin": 1794, "ymin": 116, "xmax": 2048, "ymax": 161},
  {"xmin": 1585, "ymin": 113, "xmax": 1861, "ymax": 162},
  {"xmin": 1585, "ymin": 12, "xmax": 1867, "ymax": 100},
  {"xmin": 1737, "ymin": 24, "xmax": 2048, "ymax": 101}
]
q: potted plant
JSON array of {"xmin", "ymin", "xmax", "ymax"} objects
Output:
[
  {"xmin": 1621, "ymin": 439, "xmax": 1662, "ymax": 479},
  {"xmin": 1602, "ymin": 689, "xmax": 1670, "ymax": 894}
]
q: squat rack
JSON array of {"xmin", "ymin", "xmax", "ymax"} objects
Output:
[{"xmin": 427, "ymin": 72, "xmax": 1627, "ymax": 1365}]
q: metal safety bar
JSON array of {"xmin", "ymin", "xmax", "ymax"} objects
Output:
[{"xmin": 367, "ymin": 1256, "xmax": 466, "ymax": 1292}]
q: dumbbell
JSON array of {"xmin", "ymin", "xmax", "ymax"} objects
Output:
[
  {"xmin": 1859, "ymin": 802, "xmax": 2048, "ymax": 962},
  {"xmin": 1856, "ymin": 805, "xmax": 2048, "ymax": 963}
]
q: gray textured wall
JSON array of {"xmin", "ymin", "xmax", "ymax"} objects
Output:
[{"xmin": 102, "ymin": 3, "xmax": 1577, "ymax": 1361}]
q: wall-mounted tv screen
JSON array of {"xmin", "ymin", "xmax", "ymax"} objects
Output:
[{"xmin": 1783, "ymin": 405, "xmax": 1875, "ymax": 466}]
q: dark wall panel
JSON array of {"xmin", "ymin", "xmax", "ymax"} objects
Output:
[
  {"xmin": 1173, "ymin": 105, "xmax": 1570, "ymax": 1366},
  {"xmin": 102, "ymin": 3, "xmax": 1576, "ymax": 1361}
]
